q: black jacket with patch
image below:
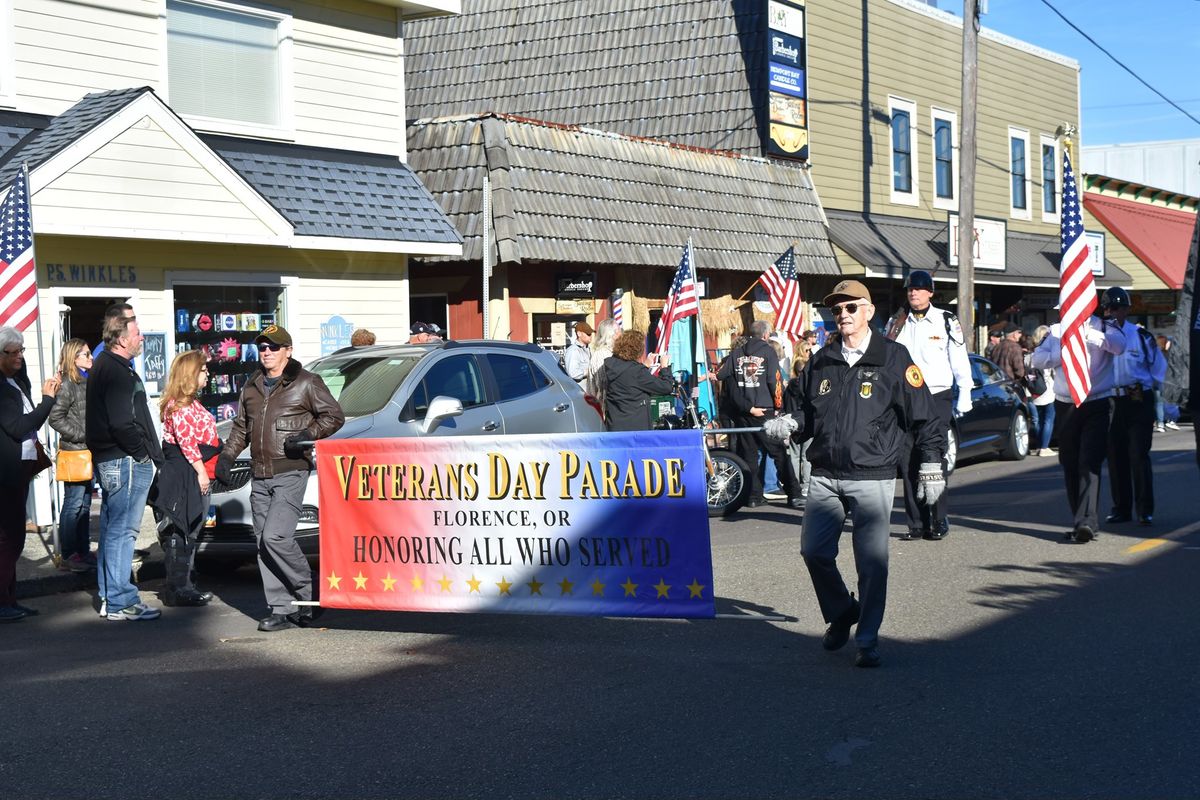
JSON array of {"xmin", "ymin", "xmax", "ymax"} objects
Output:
[{"xmin": 788, "ymin": 332, "xmax": 944, "ymax": 481}]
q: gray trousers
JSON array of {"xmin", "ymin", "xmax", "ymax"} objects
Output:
[
  {"xmin": 251, "ymin": 470, "xmax": 312, "ymax": 614},
  {"xmin": 800, "ymin": 474, "xmax": 896, "ymax": 649}
]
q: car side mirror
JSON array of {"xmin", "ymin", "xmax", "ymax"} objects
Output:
[{"xmin": 421, "ymin": 395, "xmax": 464, "ymax": 434}]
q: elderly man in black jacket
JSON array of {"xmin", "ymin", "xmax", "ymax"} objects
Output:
[{"xmin": 767, "ymin": 281, "xmax": 946, "ymax": 668}]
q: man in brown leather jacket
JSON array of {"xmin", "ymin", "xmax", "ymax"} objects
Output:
[{"xmin": 215, "ymin": 325, "xmax": 344, "ymax": 631}]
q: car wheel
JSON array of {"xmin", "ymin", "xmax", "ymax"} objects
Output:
[
  {"xmin": 945, "ymin": 427, "xmax": 958, "ymax": 476},
  {"xmin": 707, "ymin": 449, "xmax": 751, "ymax": 517},
  {"xmin": 1001, "ymin": 410, "xmax": 1030, "ymax": 460}
]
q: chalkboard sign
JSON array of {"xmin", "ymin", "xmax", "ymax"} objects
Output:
[{"xmin": 142, "ymin": 333, "xmax": 167, "ymax": 394}]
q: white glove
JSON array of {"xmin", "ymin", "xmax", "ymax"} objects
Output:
[
  {"xmin": 1084, "ymin": 326, "xmax": 1106, "ymax": 347},
  {"xmin": 955, "ymin": 393, "xmax": 973, "ymax": 416},
  {"xmin": 916, "ymin": 462, "xmax": 946, "ymax": 507},
  {"xmin": 762, "ymin": 414, "xmax": 798, "ymax": 442}
]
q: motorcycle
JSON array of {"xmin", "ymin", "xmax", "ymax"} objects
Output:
[{"xmin": 653, "ymin": 381, "xmax": 752, "ymax": 517}]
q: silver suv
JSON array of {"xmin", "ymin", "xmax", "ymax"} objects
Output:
[{"xmin": 198, "ymin": 340, "xmax": 604, "ymax": 567}]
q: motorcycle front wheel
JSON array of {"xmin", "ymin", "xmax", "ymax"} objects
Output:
[{"xmin": 706, "ymin": 448, "xmax": 751, "ymax": 517}]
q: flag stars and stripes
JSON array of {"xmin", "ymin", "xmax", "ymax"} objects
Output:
[
  {"xmin": 1058, "ymin": 149, "xmax": 1097, "ymax": 406},
  {"xmin": 758, "ymin": 247, "xmax": 805, "ymax": 338},
  {"xmin": 0, "ymin": 167, "xmax": 40, "ymax": 331},
  {"xmin": 655, "ymin": 242, "xmax": 700, "ymax": 357}
]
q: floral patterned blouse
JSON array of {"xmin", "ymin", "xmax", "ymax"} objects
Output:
[{"xmin": 163, "ymin": 400, "xmax": 219, "ymax": 464}]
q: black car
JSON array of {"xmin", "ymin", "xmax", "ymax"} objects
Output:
[{"xmin": 946, "ymin": 354, "xmax": 1030, "ymax": 474}]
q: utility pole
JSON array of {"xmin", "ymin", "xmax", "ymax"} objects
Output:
[{"xmin": 957, "ymin": 0, "xmax": 980, "ymax": 349}]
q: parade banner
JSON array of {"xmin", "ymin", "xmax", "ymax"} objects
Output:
[{"xmin": 316, "ymin": 430, "xmax": 715, "ymax": 619}]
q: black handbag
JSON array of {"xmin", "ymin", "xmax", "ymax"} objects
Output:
[{"xmin": 1025, "ymin": 370, "xmax": 1047, "ymax": 397}]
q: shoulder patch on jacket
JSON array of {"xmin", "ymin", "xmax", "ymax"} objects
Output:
[{"xmin": 905, "ymin": 364, "xmax": 925, "ymax": 388}]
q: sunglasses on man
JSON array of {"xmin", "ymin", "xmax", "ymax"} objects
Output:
[
  {"xmin": 830, "ymin": 302, "xmax": 867, "ymax": 316},
  {"xmin": 257, "ymin": 342, "xmax": 285, "ymax": 352}
]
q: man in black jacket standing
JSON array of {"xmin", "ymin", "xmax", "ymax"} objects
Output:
[
  {"xmin": 87, "ymin": 312, "xmax": 164, "ymax": 621},
  {"xmin": 767, "ymin": 280, "xmax": 945, "ymax": 667},
  {"xmin": 717, "ymin": 320, "xmax": 796, "ymax": 508}
]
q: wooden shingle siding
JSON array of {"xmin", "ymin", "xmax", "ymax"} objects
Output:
[
  {"xmin": 808, "ymin": 0, "xmax": 1079, "ymax": 237},
  {"xmin": 12, "ymin": 0, "xmax": 405, "ymax": 155}
]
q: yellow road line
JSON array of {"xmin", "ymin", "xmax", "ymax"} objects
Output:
[
  {"xmin": 1125, "ymin": 538, "xmax": 1169, "ymax": 554},
  {"xmin": 1124, "ymin": 520, "xmax": 1200, "ymax": 555}
]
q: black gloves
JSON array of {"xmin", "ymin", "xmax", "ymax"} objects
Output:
[
  {"xmin": 214, "ymin": 454, "xmax": 234, "ymax": 485},
  {"xmin": 284, "ymin": 434, "xmax": 308, "ymax": 460}
]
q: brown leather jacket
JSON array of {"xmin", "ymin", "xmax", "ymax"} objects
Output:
[
  {"xmin": 222, "ymin": 357, "xmax": 345, "ymax": 478},
  {"xmin": 991, "ymin": 339, "xmax": 1026, "ymax": 382}
]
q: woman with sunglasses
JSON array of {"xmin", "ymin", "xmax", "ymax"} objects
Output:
[
  {"xmin": 48, "ymin": 338, "xmax": 96, "ymax": 572},
  {"xmin": 149, "ymin": 350, "xmax": 220, "ymax": 606}
]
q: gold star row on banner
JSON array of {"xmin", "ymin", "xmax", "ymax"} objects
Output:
[{"xmin": 326, "ymin": 572, "xmax": 707, "ymax": 600}]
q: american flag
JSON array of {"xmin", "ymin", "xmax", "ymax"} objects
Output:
[
  {"xmin": 0, "ymin": 166, "xmax": 39, "ymax": 332},
  {"xmin": 611, "ymin": 289, "xmax": 624, "ymax": 331},
  {"xmin": 1058, "ymin": 150, "xmax": 1097, "ymax": 407},
  {"xmin": 758, "ymin": 247, "xmax": 804, "ymax": 338},
  {"xmin": 655, "ymin": 241, "xmax": 699, "ymax": 357}
]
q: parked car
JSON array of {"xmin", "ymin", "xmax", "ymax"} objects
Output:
[
  {"xmin": 946, "ymin": 354, "xmax": 1030, "ymax": 474},
  {"xmin": 198, "ymin": 340, "xmax": 604, "ymax": 568}
]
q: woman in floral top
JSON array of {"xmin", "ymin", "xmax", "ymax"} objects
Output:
[{"xmin": 152, "ymin": 350, "xmax": 220, "ymax": 607}]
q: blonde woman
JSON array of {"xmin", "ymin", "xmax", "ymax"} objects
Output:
[
  {"xmin": 48, "ymin": 338, "xmax": 95, "ymax": 572},
  {"xmin": 150, "ymin": 350, "xmax": 220, "ymax": 606},
  {"xmin": 586, "ymin": 319, "xmax": 617, "ymax": 410}
]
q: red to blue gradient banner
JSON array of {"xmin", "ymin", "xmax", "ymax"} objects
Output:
[{"xmin": 316, "ymin": 430, "xmax": 715, "ymax": 619}]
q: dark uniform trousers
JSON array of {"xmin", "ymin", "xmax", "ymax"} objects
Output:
[
  {"xmin": 731, "ymin": 412, "xmax": 797, "ymax": 502},
  {"xmin": 1107, "ymin": 391, "xmax": 1156, "ymax": 519},
  {"xmin": 1055, "ymin": 398, "xmax": 1113, "ymax": 531},
  {"xmin": 899, "ymin": 389, "xmax": 953, "ymax": 530}
]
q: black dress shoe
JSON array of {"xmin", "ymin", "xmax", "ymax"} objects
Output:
[
  {"xmin": 1073, "ymin": 525, "xmax": 1095, "ymax": 543},
  {"xmin": 288, "ymin": 607, "xmax": 325, "ymax": 628},
  {"xmin": 745, "ymin": 498, "xmax": 768, "ymax": 509},
  {"xmin": 1138, "ymin": 515, "xmax": 1153, "ymax": 526},
  {"xmin": 924, "ymin": 519, "xmax": 950, "ymax": 540},
  {"xmin": 787, "ymin": 497, "xmax": 805, "ymax": 510},
  {"xmin": 257, "ymin": 613, "xmax": 297, "ymax": 632},
  {"xmin": 1105, "ymin": 513, "xmax": 1132, "ymax": 524},
  {"xmin": 901, "ymin": 527, "xmax": 926, "ymax": 541},
  {"xmin": 164, "ymin": 589, "xmax": 213, "ymax": 607},
  {"xmin": 822, "ymin": 595, "xmax": 860, "ymax": 652},
  {"xmin": 855, "ymin": 647, "xmax": 882, "ymax": 668}
]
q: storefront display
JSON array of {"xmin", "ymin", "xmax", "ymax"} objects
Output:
[{"xmin": 173, "ymin": 284, "xmax": 284, "ymax": 419}]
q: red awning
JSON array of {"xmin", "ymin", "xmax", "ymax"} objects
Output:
[{"xmin": 1083, "ymin": 193, "xmax": 1195, "ymax": 290}]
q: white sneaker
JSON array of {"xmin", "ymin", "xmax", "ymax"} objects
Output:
[
  {"xmin": 1153, "ymin": 424, "xmax": 1165, "ymax": 433},
  {"xmin": 1165, "ymin": 421, "xmax": 1180, "ymax": 430},
  {"xmin": 106, "ymin": 602, "xmax": 161, "ymax": 621}
]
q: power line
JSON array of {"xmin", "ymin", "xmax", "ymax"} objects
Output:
[
  {"xmin": 1084, "ymin": 97, "xmax": 1200, "ymax": 111},
  {"xmin": 1038, "ymin": 0, "xmax": 1200, "ymax": 129}
]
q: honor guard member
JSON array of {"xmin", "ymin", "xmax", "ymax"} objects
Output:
[
  {"xmin": 765, "ymin": 280, "xmax": 946, "ymax": 668},
  {"xmin": 885, "ymin": 270, "xmax": 973, "ymax": 540},
  {"xmin": 1031, "ymin": 309, "xmax": 1126, "ymax": 543},
  {"xmin": 1102, "ymin": 287, "xmax": 1166, "ymax": 526}
]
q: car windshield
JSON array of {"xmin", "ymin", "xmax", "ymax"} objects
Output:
[{"xmin": 309, "ymin": 354, "xmax": 423, "ymax": 418}]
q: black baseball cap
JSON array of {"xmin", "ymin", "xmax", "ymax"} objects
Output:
[
  {"xmin": 410, "ymin": 321, "xmax": 437, "ymax": 336},
  {"xmin": 254, "ymin": 324, "xmax": 292, "ymax": 347}
]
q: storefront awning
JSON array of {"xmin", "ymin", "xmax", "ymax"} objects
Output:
[
  {"xmin": 406, "ymin": 112, "xmax": 840, "ymax": 274},
  {"xmin": 826, "ymin": 209, "xmax": 1131, "ymax": 288},
  {"xmin": 1082, "ymin": 193, "xmax": 1194, "ymax": 290},
  {"xmin": 0, "ymin": 87, "xmax": 461, "ymax": 256}
]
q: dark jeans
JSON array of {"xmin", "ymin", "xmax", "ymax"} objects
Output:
[
  {"xmin": 731, "ymin": 414, "xmax": 796, "ymax": 502},
  {"xmin": 1108, "ymin": 393, "xmax": 1156, "ymax": 518},
  {"xmin": 900, "ymin": 389, "xmax": 953, "ymax": 530},
  {"xmin": 0, "ymin": 482, "xmax": 31, "ymax": 607},
  {"xmin": 58, "ymin": 480, "xmax": 93, "ymax": 558}
]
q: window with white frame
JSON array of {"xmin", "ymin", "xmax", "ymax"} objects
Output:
[
  {"xmin": 1008, "ymin": 127, "xmax": 1031, "ymax": 219},
  {"xmin": 1, "ymin": 0, "xmax": 15, "ymax": 107},
  {"xmin": 888, "ymin": 96, "xmax": 918, "ymax": 206},
  {"xmin": 166, "ymin": 0, "xmax": 292, "ymax": 134},
  {"xmin": 931, "ymin": 108, "xmax": 958, "ymax": 210},
  {"xmin": 1040, "ymin": 135, "xmax": 1059, "ymax": 222}
]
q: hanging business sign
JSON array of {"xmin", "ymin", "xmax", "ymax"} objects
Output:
[
  {"xmin": 556, "ymin": 272, "xmax": 597, "ymax": 299},
  {"xmin": 765, "ymin": 0, "xmax": 809, "ymax": 162},
  {"xmin": 948, "ymin": 212, "xmax": 1008, "ymax": 272},
  {"xmin": 1085, "ymin": 231, "xmax": 1106, "ymax": 277}
]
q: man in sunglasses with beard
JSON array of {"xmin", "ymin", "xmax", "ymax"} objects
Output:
[
  {"xmin": 215, "ymin": 325, "xmax": 344, "ymax": 631},
  {"xmin": 765, "ymin": 280, "xmax": 945, "ymax": 668}
]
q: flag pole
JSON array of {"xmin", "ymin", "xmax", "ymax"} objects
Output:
[{"xmin": 20, "ymin": 163, "xmax": 62, "ymax": 562}]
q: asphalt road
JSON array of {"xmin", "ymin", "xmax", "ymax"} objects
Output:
[{"xmin": 2, "ymin": 430, "xmax": 1198, "ymax": 799}]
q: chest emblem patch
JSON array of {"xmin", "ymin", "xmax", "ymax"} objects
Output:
[
  {"xmin": 818, "ymin": 378, "xmax": 832, "ymax": 396},
  {"xmin": 906, "ymin": 364, "xmax": 925, "ymax": 388},
  {"xmin": 859, "ymin": 381, "xmax": 873, "ymax": 399}
]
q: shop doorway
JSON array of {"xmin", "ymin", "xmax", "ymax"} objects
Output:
[
  {"xmin": 532, "ymin": 313, "xmax": 587, "ymax": 363},
  {"xmin": 61, "ymin": 296, "xmax": 127, "ymax": 350},
  {"xmin": 411, "ymin": 294, "xmax": 449, "ymax": 337}
]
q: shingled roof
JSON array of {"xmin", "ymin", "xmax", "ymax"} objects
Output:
[
  {"xmin": 407, "ymin": 113, "xmax": 837, "ymax": 273},
  {"xmin": 404, "ymin": 0, "xmax": 765, "ymax": 155}
]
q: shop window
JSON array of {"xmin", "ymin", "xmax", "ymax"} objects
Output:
[
  {"xmin": 1041, "ymin": 136, "xmax": 1059, "ymax": 222},
  {"xmin": 166, "ymin": 0, "xmax": 292, "ymax": 135},
  {"xmin": 173, "ymin": 283, "xmax": 284, "ymax": 419},
  {"xmin": 533, "ymin": 314, "xmax": 587, "ymax": 369},
  {"xmin": 888, "ymin": 96, "xmax": 918, "ymax": 206},
  {"xmin": 931, "ymin": 108, "xmax": 957, "ymax": 210},
  {"xmin": 1009, "ymin": 127, "xmax": 1031, "ymax": 220}
]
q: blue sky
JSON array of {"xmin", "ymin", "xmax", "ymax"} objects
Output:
[{"xmin": 943, "ymin": 0, "xmax": 1200, "ymax": 145}]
